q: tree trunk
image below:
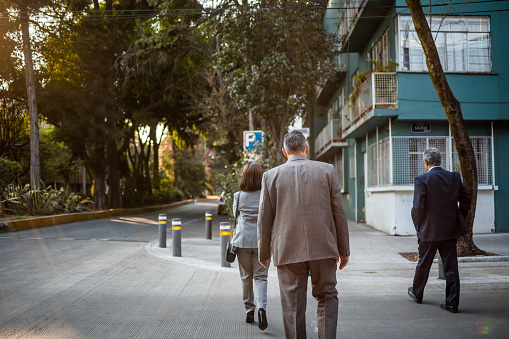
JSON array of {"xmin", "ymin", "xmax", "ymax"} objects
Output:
[
  {"xmin": 267, "ymin": 113, "xmax": 289, "ymax": 165},
  {"xmin": 82, "ymin": 162, "xmax": 87, "ymax": 195},
  {"xmin": 91, "ymin": 144, "xmax": 107, "ymax": 210},
  {"xmin": 405, "ymin": 0, "xmax": 483, "ymax": 256},
  {"xmin": 107, "ymin": 139, "xmax": 122, "ymax": 209},
  {"xmin": 92, "ymin": 163, "xmax": 107, "ymax": 211},
  {"xmin": 149, "ymin": 121, "xmax": 160, "ymax": 190},
  {"xmin": 19, "ymin": 1, "xmax": 41, "ymax": 189},
  {"xmin": 172, "ymin": 138, "xmax": 180, "ymax": 190}
]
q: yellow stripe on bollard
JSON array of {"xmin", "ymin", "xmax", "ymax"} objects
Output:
[
  {"xmin": 220, "ymin": 231, "xmax": 230, "ymax": 236},
  {"xmin": 205, "ymin": 217, "xmax": 212, "ymax": 220},
  {"xmin": 159, "ymin": 221, "xmax": 167, "ymax": 224},
  {"xmin": 172, "ymin": 226, "xmax": 182, "ymax": 230}
]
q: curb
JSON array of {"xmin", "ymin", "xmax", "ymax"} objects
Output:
[
  {"xmin": 430, "ymin": 256, "xmax": 509, "ymax": 263},
  {"xmin": 0, "ymin": 198, "xmax": 208, "ymax": 233}
]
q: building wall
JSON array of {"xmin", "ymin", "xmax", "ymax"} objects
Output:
[
  {"xmin": 494, "ymin": 122, "xmax": 509, "ymax": 232},
  {"xmin": 319, "ymin": 0, "xmax": 509, "ymax": 233},
  {"xmin": 365, "ymin": 189, "xmax": 495, "ymax": 235}
]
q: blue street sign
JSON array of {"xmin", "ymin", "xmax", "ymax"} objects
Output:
[{"xmin": 243, "ymin": 130, "xmax": 264, "ymax": 150}]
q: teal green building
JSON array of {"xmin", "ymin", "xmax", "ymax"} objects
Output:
[{"xmin": 311, "ymin": 0, "xmax": 509, "ymax": 234}]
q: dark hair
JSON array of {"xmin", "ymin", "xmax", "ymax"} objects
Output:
[
  {"xmin": 283, "ymin": 130, "xmax": 307, "ymax": 155},
  {"xmin": 240, "ymin": 162, "xmax": 263, "ymax": 192},
  {"xmin": 423, "ymin": 148, "xmax": 441, "ymax": 166}
]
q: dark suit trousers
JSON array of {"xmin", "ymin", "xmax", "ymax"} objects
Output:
[
  {"xmin": 412, "ymin": 239, "xmax": 461, "ymax": 306},
  {"xmin": 277, "ymin": 259, "xmax": 338, "ymax": 339}
]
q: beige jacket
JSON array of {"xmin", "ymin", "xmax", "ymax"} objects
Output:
[{"xmin": 257, "ymin": 155, "xmax": 350, "ymax": 266}]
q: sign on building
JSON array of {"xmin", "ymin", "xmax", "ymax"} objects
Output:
[
  {"xmin": 411, "ymin": 123, "xmax": 431, "ymax": 134},
  {"xmin": 243, "ymin": 130, "xmax": 264, "ymax": 150}
]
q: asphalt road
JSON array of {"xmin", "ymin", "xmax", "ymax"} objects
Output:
[{"xmin": 1, "ymin": 200, "xmax": 508, "ymax": 338}]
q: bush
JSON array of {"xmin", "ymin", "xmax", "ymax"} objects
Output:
[
  {"xmin": 2, "ymin": 182, "xmax": 94, "ymax": 216},
  {"xmin": 0, "ymin": 158, "xmax": 22, "ymax": 188}
]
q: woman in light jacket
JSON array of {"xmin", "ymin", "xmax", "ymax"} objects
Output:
[{"xmin": 232, "ymin": 161, "xmax": 269, "ymax": 331}]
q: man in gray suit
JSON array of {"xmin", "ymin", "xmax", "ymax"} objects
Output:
[{"xmin": 257, "ymin": 130, "xmax": 350, "ymax": 339}]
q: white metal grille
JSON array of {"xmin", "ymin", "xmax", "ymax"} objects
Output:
[
  {"xmin": 452, "ymin": 137, "xmax": 492, "ymax": 185},
  {"xmin": 344, "ymin": 72, "xmax": 398, "ymax": 131},
  {"xmin": 382, "ymin": 136, "xmax": 492, "ymax": 187},
  {"xmin": 374, "ymin": 73, "xmax": 398, "ymax": 105},
  {"xmin": 390, "ymin": 137, "xmax": 448, "ymax": 186},
  {"xmin": 367, "ymin": 137, "xmax": 391, "ymax": 187}
]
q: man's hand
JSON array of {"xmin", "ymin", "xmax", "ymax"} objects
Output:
[
  {"xmin": 260, "ymin": 259, "xmax": 271, "ymax": 269},
  {"xmin": 337, "ymin": 256, "xmax": 349, "ymax": 270}
]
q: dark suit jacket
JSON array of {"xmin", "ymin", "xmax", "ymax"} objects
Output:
[
  {"xmin": 411, "ymin": 167, "xmax": 471, "ymax": 242},
  {"xmin": 257, "ymin": 155, "xmax": 350, "ymax": 266}
]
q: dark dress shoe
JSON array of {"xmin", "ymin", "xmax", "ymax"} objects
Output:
[
  {"xmin": 258, "ymin": 308, "xmax": 268, "ymax": 330},
  {"xmin": 441, "ymin": 303, "xmax": 459, "ymax": 313},
  {"xmin": 246, "ymin": 311, "xmax": 255, "ymax": 323},
  {"xmin": 408, "ymin": 287, "xmax": 422, "ymax": 304}
]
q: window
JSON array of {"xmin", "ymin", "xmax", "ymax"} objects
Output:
[
  {"xmin": 372, "ymin": 28, "xmax": 390, "ymax": 68},
  {"xmin": 367, "ymin": 137, "xmax": 391, "ymax": 187},
  {"xmin": 452, "ymin": 137, "xmax": 493, "ymax": 185},
  {"xmin": 350, "ymin": 154, "xmax": 356, "ymax": 179},
  {"xmin": 334, "ymin": 151, "xmax": 345, "ymax": 192},
  {"xmin": 397, "ymin": 15, "xmax": 491, "ymax": 72},
  {"xmin": 392, "ymin": 137, "xmax": 448, "ymax": 185},
  {"xmin": 368, "ymin": 136, "xmax": 492, "ymax": 187}
]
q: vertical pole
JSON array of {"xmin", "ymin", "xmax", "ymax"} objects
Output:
[
  {"xmin": 438, "ymin": 252, "xmax": 445, "ymax": 279},
  {"xmin": 448, "ymin": 126, "xmax": 453, "ymax": 171},
  {"xmin": 172, "ymin": 218, "xmax": 182, "ymax": 257},
  {"xmin": 158, "ymin": 214, "xmax": 167, "ymax": 248},
  {"xmin": 205, "ymin": 211, "xmax": 213, "ymax": 239},
  {"xmin": 389, "ymin": 118, "xmax": 393, "ymax": 185},
  {"xmin": 491, "ymin": 121, "xmax": 495, "ymax": 187},
  {"xmin": 220, "ymin": 222, "xmax": 231, "ymax": 267}
]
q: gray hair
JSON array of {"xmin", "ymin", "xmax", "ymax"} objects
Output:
[
  {"xmin": 283, "ymin": 131, "xmax": 307, "ymax": 155},
  {"xmin": 423, "ymin": 148, "xmax": 441, "ymax": 166}
]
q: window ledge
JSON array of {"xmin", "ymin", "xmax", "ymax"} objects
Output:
[
  {"xmin": 396, "ymin": 70, "xmax": 497, "ymax": 76},
  {"xmin": 367, "ymin": 185, "xmax": 497, "ymax": 192}
]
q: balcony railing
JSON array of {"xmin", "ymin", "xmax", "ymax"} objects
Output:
[
  {"xmin": 339, "ymin": 0, "xmax": 364, "ymax": 40},
  {"xmin": 315, "ymin": 119, "xmax": 344, "ymax": 156},
  {"xmin": 342, "ymin": 72, "xmax": 398, "ymax": 131}
]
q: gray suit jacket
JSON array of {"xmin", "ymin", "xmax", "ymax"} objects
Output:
[
  {"xmin": 232, "ymin": 190, "xmax": 260, "ymax": 248},
  {"xmin": 257, "ymin": 155, "xmax": 350, "ymax": 266}
]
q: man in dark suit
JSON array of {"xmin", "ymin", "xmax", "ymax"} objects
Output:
[
  {"xmin": 408, "ymin": 147, "xmax": 471, "ymax": 313},
  {"xmin": 257, "ymin": 131, "xmax": 350, "ymax": 338}
]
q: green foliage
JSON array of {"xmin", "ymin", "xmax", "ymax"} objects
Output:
[
  {"xmin": 0, "ymin": 158, "xmax": 22, "ymax": 188},
  {"xmin": 214, "ymin": 145, "xmax": 276, "ymax": 220},
  {"xmin": 2, "ymin": 182, "xmax": 93, "ymax": 216},
  {"xmin": 39, "ymin": 126, "xmax": 80, "ymax": 185},
  {"xmin": 0, "ymin": 99, "xmax": 30, "ymax": 161},
  {"xmin": 212, "ymin": 0, "xmax": 340, "ymax": 163}
]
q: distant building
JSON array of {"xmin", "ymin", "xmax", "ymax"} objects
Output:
[{"xmin": 310, "ymin": 0, "xmax": 509, "ymax": 233}]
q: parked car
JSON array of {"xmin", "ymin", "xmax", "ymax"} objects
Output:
[{"xmin": 218, "ymin": 193, "xmax": 227, "ymax": 215}]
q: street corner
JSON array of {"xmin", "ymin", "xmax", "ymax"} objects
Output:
[{"xmin": 144, "ymin": 238, "xmax": 279, "ymax": 277}]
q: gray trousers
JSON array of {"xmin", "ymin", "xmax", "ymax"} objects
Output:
[
  {"xmin": 277, "ymin": 258, "xmax": 338, "ymax": 339},
  {"xmin": 236, "ymin": 247, "xmax": 269, "ymax": 312}
]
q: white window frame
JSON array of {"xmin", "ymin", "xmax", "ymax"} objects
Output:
[{"xmin": 396, "ymin": 15, "xmax": 492, "ymax": 73}]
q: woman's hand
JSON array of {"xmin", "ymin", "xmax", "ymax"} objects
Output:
[{"xmin": 260, "ymin": 259, "xmax": 271, "ymax": 268}]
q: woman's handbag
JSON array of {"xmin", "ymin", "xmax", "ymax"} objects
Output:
[
  {"xmin": 225, "ymin": 241, "xmax": 237, "ymax": 263},
  {"xmin": 225, "ymin": 192, "xmax": 240, "ymax": 263}
]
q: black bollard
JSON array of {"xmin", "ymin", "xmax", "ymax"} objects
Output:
[
  {"xmin": 438, "ymin": 252, "xmax": 445, "ymax": 279},
  {"xmin": 172, "ymin": 218, "xmax": 182, "ymax": 257},
  {"xmin": 205, "ymin": 211, "xmax": 213, "ymax": 239},
  {"xmin": 220, "ymin": 222, "xmax": 231, "ymax": 267},
  {"xmin": 158, "ymin": 214, "xmax": 167, "ymax": 248}
]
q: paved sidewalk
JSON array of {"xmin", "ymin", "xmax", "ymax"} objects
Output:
[
  {"xmin": 1, "ymin": 201, "xmax": 508, "ymax": 338},
  {"xmin": 146, "ymin": 220, "xmax": 509, "ymax": 284}
]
